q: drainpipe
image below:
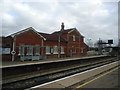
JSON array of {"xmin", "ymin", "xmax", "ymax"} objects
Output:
[
  {"xmin": 41, "ymin": 38, "xmax": 44, "ymax": 59},
  {"xmin": 12, "ymin": 36, "xmax": 16, "ymax": 61},
  {"xmin": 67, "ymin": 34, "xmax": 69, "ymax": 57},
  {"xmin": 58, "ymin": 35, "xmax": 60, "ymax": 58},
  {"xmin": 79, "ymin": 37, "xmax": 80, "ymax": 56}
]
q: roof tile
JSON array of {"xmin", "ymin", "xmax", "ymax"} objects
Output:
[{"xmin": 39, "ymin": 32, "xmax": 67, "ymax": 42}]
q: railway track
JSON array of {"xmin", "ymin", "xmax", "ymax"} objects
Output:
[
  {"xmin": 2, "ymin": 56, "xmax": 119, "ymax": 89},
  {"xmin": 2, "ymin": 56, "xmax": 112, "ymax": 84}
]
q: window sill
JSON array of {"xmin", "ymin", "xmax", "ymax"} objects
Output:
[
  {"xmin": 26, "ymin": 54, "xmax": 33, "ymax": 56},
  {"xmin": 18, "ymin": 54, "xmax": 24, "ymax": 56},
  {"xmin": 46, "ymin": 53, "xmax": 51, "ymax": 55},
  {"xmin": 61, "ymin": 52, "xmax": 64, "ymax": 54},
  {"xmin": 54, "ymin": 52, "xmax": 58, "ymax": 54},
  {"xmin": 35, "ymin": 53, "xmax": 40, "ymax": 55}
]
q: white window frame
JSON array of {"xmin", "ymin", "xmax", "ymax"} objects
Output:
[
  {"xmin": 46, "ymin": 45, "xmax": 50, "ymax": 54},
  {"xmin": 73, "ymin": 35, "xmax": 76, "ymax": 41},
  {"xmin": 81, "ymin": 47, "xmax": 84, "ymax": 53},
  {"xmin": 35, "ymin": 45, "xmax": 40, "ymax": 55},
  {"xmin": 61, "ymin": 46, "xmax": 64, "ymax": 54},
  {"xmin": 50, "ymin": 48, "xmax": 54, "ymax": 54},
  {"xmin": 54, "ymin": 45, "xmax": 58, "ymax": 54},
  {"xmin": 18, "ymin": 45, "xmax": 24, "ymax": 56},
  {"xmin": 26, "ymin": 45, "xmax": 33, "ymax": 55}
]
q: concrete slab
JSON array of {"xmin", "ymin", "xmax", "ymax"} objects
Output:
[
  {"xmin": 40, "ymin": 82, "xmax": 64, "ymax": 88},
  {"xmin": 80, "ymin": 67, "xmax": 119, "ymax": 88},
  {"xmin": 29, "ymin": 61, "xmax": 119, "ymax": 89},
  {"xmin": 55, "ymin": 61, "xmax": 119, "ymax": 87}
]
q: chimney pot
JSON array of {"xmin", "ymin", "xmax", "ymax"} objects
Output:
[{"xmin": 61, "ymin": 22, "xmax": 64, "ymax": 31}]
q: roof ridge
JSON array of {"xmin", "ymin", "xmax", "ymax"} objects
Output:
[
  {"xmin": 8, "ymin": 27, "xmax": 34, "ymax": 37},
  {"xmin": 7, "ymin": 27, "xmax": 46, "ymax": 40}
]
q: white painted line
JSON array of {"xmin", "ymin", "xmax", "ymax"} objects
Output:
[
  {"xmin": 2, "ymin": 55, "xmax": 107, "ymax": 68},
  {"xmin": 28, "ymin": 60, "xmax": 119, "ymax": 89}
]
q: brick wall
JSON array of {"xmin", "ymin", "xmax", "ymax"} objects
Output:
[
  {"xmin": 44, "ymin": 40, "xmax": 67, "ymax": 58},
  {"xmin": 66, "ymin": 30, "xmax": 81, "ymax": 56},
  {"xmin": 1, "ymin": 37, "xmax": 13, "ymax": 61},
  {"xmin": 14, "ymin": 30, "xmax": 43, "ymax": 60}
]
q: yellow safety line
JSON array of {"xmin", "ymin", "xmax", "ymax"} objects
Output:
[{"xmin": 74, "ymin": 66, "xmax": 119, "ymax": 89}]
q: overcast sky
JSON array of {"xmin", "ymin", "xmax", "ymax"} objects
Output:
[{"xmin": 1, "ymin": 0, "xmax": 119, "ymax": 46}]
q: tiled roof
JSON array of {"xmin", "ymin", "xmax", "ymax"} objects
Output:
[
  {"xmin": 6, "ymin": 27, "xmax": 83, "ymax": 42},
  {"xmin": 39, "ymin": 32, "xmax": 67, "ymax": 42},
  {"xmin": 52, "ymin": 28, "xmax": 84, "ymax": 38}
]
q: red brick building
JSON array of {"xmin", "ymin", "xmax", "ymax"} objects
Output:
[{"xmin": 1, "ymin": 23, "xmax": 88, "ymax": 61}]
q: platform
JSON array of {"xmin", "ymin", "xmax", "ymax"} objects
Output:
[
  {"xmin": 74, "ymin": 66, "xmax": 119, "ymax": 88},
  {"xmin": 1, "ymin": 55, "xmax": 107, "ymax": 68},
  {"xmin": 29, "ymin": 60, "xmax": 119, "ymax": 89}
]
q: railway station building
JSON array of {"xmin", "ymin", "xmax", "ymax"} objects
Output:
[{"xmin": 1, "ymin": 23, "xmax": 88, "ymax": 61}]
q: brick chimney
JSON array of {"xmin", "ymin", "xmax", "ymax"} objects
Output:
[{"xmin": 61, "ymin": 22, "xmax": 64, "ymax": 31}]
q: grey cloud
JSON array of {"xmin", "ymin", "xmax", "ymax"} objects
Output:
[{"xmin": 2, "ymin": 1, "xmax": 118, "ymax": 46}]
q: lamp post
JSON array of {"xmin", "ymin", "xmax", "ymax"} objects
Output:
[
  {"xmin": 98, "ymin": 38, "xmax": 103, "ymax": 55},
  {"xmin": 58, "ymin": 22, "xmax": 64, "ymax": 58},
  {"xmin": 87, "ymin": 38, "xmax": 91, "ymax": 51}
]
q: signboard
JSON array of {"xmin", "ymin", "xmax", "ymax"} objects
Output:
[
  {"xmin": 0, "ymin": 48, "xmax": 11, "ymax": 54},
  {"xmin": 108, "ymin": 40, "xmax": 113, "ymax": 44}
]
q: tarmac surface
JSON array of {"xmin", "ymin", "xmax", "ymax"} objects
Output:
[{"xmin": 73, "ymin": 66, "xmax": 120, "ymax": 89}]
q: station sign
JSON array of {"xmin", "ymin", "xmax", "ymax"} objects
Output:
[{"xmin": 0, "ymin": 48, "xmax": 10, "ymax": 54}]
